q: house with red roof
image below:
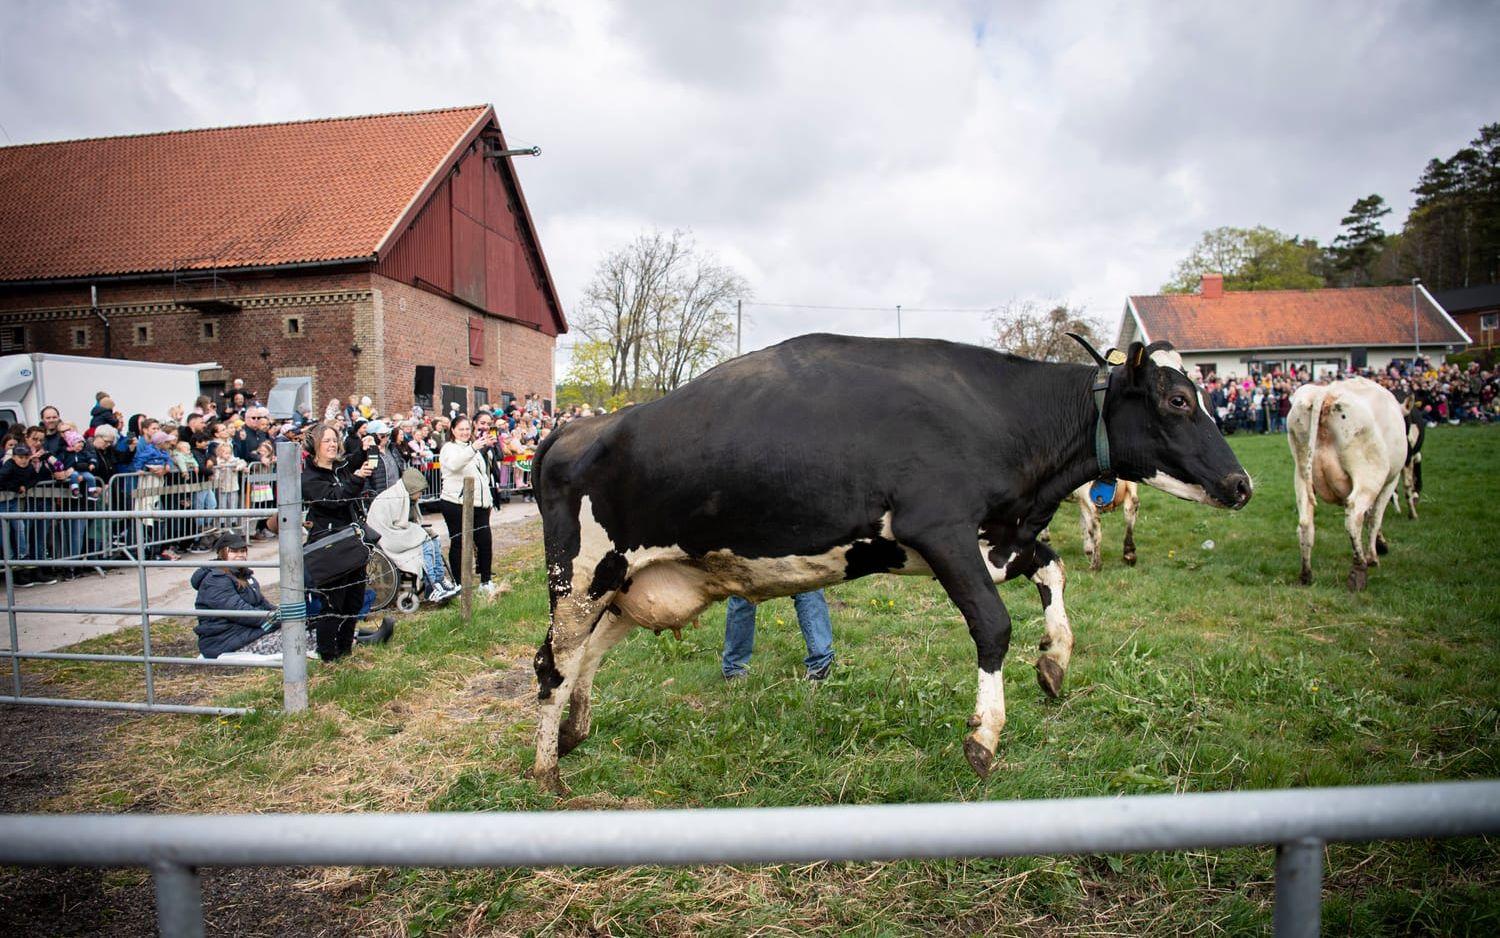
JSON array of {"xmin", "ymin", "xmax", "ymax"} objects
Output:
[
  {"xmin": 0, "ymin": 105, "xmax": 566, "ymax": 416},
  {"xmin": 1118, "ymin": 274, "xmax": 1470, "ymax": 381}
]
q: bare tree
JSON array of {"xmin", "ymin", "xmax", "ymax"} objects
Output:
[
  {"xmin": 987, "ymin": 301, "xmax": 1108, "ymax": 364},
  {"xmin": 644, "ymin": 253, "xmax": 747, "ymax": 395},
  {"xmin": 574, "ymin": 229, "xmax": 749, "ymax": 398}
]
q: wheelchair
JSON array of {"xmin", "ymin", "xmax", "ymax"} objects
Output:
[{"xmin": 364, "ymin": 538, "xmax": 455, "ymax": 614}]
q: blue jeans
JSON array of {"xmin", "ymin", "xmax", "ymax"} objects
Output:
[
  {"xmin": 722, "ymin": 591, "xmax": 834, "ymax": 676},
  {"xmin": 420, "ymin": 537, "xmax": 449, "ymax": 589}
]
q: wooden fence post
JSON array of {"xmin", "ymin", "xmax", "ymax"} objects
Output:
[{"xmin": 460, "ymin": 477, "xmax": 475, "ymax": 623}]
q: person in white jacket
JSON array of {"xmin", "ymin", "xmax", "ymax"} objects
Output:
[
  {"xmin": 368, "ymin": 469, "xmax": 460, "ymax": 603},
  {"xmin": 438, "ymin": 416, "xmax": 497, "ymax": 595}
]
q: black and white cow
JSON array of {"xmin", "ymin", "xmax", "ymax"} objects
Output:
[
  {"xmin": 529, "ymin": 334, "xmax": 1251, "ymax": 792},
  {"xmin": 1394, "ymin": 409, "xmax": 1425, "ymax": 520}
]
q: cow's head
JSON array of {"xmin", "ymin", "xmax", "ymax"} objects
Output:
[{"xmin": 1104, "ymin": 341, "xmax": 1252, "ymax": 509}]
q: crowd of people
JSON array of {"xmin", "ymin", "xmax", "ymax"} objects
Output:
[
  {"xmin": 1195, "ymin": 357, "xmax": 1499, "ymax": 435},
  {"xmin": 1, "ymin": 379, "xmax": 602, "ymax": 659}
]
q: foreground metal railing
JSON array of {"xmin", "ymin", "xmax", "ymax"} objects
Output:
[{"xmin": 1, "ymin": 781, "xmax": 1495, "ymax": 938}]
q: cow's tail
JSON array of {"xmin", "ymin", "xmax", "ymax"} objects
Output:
[{"xmin": 1301, "ymin": 392, "xmax": 1323, "ymax": 495}]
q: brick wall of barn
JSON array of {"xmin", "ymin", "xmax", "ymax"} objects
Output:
[
  {"xmin": 0, "ymin": 271, "xmax": 376, "ymax": 410},
  {"xmin": 372, "ymin": 273, "xmax": 555, "ymax": 414},
  {"xmin": 0, "ymin": 268, "xmax": 555, "ymax": 417}
]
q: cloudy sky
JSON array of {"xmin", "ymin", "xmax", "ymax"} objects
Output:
[{"xmin": 2, "ymin": 0, "xmax": 1496, "ymax": 372}]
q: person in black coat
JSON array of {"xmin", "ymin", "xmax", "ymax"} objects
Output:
[
  {"xmin": 301, "ymin": 422, "xmax": 377, "ymax": 660},
  {"xmin": 192, "ymin": 531, "xmax": 281, "ymax": 658}
]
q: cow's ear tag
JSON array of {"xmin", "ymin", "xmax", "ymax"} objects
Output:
[
  {"xmin": 1105, "ymin": 349, "xmax": 1127, "ymax": 366},
  {"xmin": 1089, "ymin": 479, "xmax": 1117, "ymax": 507}
]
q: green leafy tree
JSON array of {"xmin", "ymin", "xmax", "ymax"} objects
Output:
[
  {"xmin": 1327, "ymin": 194, "xmax": 1392, "ymax": 286},
  {"xmin": 1402, "ymin": 122, "xmax": 1500, "ymax": 290},
  {"xmin": 556, "ymin": 339, "xmax": 614, "ymax": 409},
  {"xmin": 1161, "ymin": 226, "xmax": 1324, "ymax": 293}
]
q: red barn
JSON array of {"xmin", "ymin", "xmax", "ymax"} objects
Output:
[{"xmin": 0, "ymin": 104, "xmax": 566, "ymax": 416}]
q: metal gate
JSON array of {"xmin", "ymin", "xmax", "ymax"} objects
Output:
[{"xmin": 1, "ymin": 443, "xmax": 309, "ymax": 714}]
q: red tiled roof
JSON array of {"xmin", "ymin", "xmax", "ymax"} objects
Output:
[
  {"xmin": 0, "ymin": 105, "xmax": 490, "ymax": 282},
  {"xmin": 1128, "ymin": 286, "xmax": 1470, "ymax": 351}
]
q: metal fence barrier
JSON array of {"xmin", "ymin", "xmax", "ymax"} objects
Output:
[
  {"xmin": 416, "ymin": 455, "xmax": 533, "ymax": 507},
  {"xmin": 0, "ymin": 466, "xmax": 278, "ymax": 565},
  {"xmin": 0, "ymin": 443, "xmax": 308, "ymax": 716},
  {"xmin": 0, "ymin": 780, "xmax": 1494, "ymax": 938}
]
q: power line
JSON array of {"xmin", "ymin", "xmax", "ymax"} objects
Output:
[{"xmin": 744, "ymin": 301, "xmax": 1003, "ymax": 313}]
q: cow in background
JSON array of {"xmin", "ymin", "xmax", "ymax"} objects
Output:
[
  {"xmin": 1064, "ymin": 479, "xmax": 1140, "ymax": 571},
  {"xmin": 1394, "ymin": 408, "xmax": 1425, "ymax": 519},
  {"xmin": 1288, "ymin": 378, "xmax": 1407, "ymax": 591},
  {"xmin": 529, "ymin": 334, "xmax": 1252, "ymax": 793}
]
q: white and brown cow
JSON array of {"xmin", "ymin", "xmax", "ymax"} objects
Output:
[
  {"xmin": 1064, "ymin": 479, "xmax": 1140, "ymax": 571},
  {"xmin": 1287, "ymin": 377, "xmax": 1408, "ymax": 591}
]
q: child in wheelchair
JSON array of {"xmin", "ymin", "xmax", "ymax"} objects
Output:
[{"xmin": 367, "ymin": 469, "xmax": 461, "ymax": 604}]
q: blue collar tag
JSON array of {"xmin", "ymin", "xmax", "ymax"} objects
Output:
[{"xmin": 1089, "ymin": 478, "xmax": 1117, "ymax": 508}]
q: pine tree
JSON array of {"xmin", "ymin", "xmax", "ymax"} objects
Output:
[{"xmin": 1328, "ymin": 194, "xmax": 1391, "ymax": 286}]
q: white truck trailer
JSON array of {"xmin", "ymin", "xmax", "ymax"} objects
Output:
[{"xmin": 0, "ymin": 353, "xmax": 214, "ymax": 434}]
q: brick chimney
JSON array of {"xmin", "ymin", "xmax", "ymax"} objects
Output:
[{"xmin": 1200, "ymin": 273, "xmax": 1224, "ymax": 299}]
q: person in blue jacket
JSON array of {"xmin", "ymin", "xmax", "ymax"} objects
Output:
[{"xmin": 192, "ymin": 531, "xmax": 281, "ymax": 658}]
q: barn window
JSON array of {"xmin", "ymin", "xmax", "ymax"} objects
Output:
[
  {"xmin": 71, "ymin": 326, "xmax": 90, "ymax": 349},
  {"xmin": 468, "ymin": 317, "xmax": 484, "ymax": 365},
  {"xmin": 133, "ymin": 323, "xmax": 153, "ymax": 346},
  {"xmin": 0, "ymin": 325, "xmax": 24, "ymax": 353},
  {"xmin": 199, "ymin": 320, "xmax": 219, "ymax": 342},
  {"xmin": 474, "ymin": 386, "xmax": 489, "ymax": 410},
  {"xmin": 1482, "ymin": 312, "xmax": 1499, "ymax": 331},
  {"xmin": 283, "ymin": 315, "xmax": 303, "ymax": 338}
]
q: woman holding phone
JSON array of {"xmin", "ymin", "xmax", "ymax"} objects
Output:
[
  {"xmin": 302, "ymin": 422, "xmax": 375, "ymax": 660},
  {"xmin": 438, "ymin": 416, "xmax": 496, "ymax": 596}
]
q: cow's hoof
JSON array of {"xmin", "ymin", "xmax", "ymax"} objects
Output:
[
  {"xmin": 1089, "ymin": 560, "xmax": 1102, "ymax": 573},
  {"xmin": 525, "ymin": 765, "xmax": 570, "ymax": 796},
  {"xmin": 1036, "ymin": 656, "xmax": 1065, "ymax": 699},
  {"xmin": 1299, "ymin": 567, "xmax": 1312, "ymax": 586},
  {"xmin": 558, "ymin": 727, "xmax": 588, "ymax": 757},
  {"xmin": 1347, "ymin": 566, "xmax": 1368, "ymax": 592},
  {"xmin": 1123, "ymin": 553, "xmax": 1137, "ymax": 567},
  {"xmin": 963, "ymin": 736, "xmax": 995, "ymax": 778},
  {"xmin": 1375, "ymin": 536, "xmax": 1389, "ymax": 556}
]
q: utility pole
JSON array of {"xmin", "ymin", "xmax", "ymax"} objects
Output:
[
  {"xmin": 736, "ymin": 299, "xmax": 742, "ymax": 356},
  {"xmin": 896, "ymin": 304, "xmax": 902, "ymax": 338},
  {"xmin": 1411, "ymin": 277, "xmax": 1422, "ymax": 360}
]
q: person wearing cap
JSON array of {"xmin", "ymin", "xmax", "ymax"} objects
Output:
[
  {"xmin": 363, "ymin": 419, "xmax": 402, "ymax": 497},
  {"xmin": 192, "ymin": 531, "xmax": 283, "ymax": 658},
  {"xmin": 367, "ymin": 468, "xmax": 460, "ymax": 603}
]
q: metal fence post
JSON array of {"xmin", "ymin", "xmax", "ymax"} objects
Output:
[
  {"xmin": 4, "ymin": 519, "xmax": 21, "ymax": 697},
  {"xmin": 1274, "ymin": 837, "xmax": 1323, "ymax": 938},
  {"xmin": 151, "ymin": 860, "xmax": 204, "ymax": 938},
  {"xmin": 275, "ymin": 442, "xmax": 307, "ymax": 713},
  {"xmin": 460, "ymin": 477, "xmax": 475, "ymax": 623},
  {"xmin": 135, "ymin": 516, "xmax": 155, "ymax": 706}
]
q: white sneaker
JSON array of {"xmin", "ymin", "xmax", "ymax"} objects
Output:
[{"xmin": 478, "ymin": 581, "xmax": 499, "ymax": 597}]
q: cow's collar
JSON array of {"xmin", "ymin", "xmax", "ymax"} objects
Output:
[
  {"xmin": 1087, "ymin": 354, "xmax": 1126, "ymax": 507},
  {"xmin": 1065, "ymin": 332, "xmax": 1125, "ymax": 508}
]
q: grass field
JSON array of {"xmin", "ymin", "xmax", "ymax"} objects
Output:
[{"xmin": 19, "ymin": 427, "xmax": 1500, "ymax": 936}]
